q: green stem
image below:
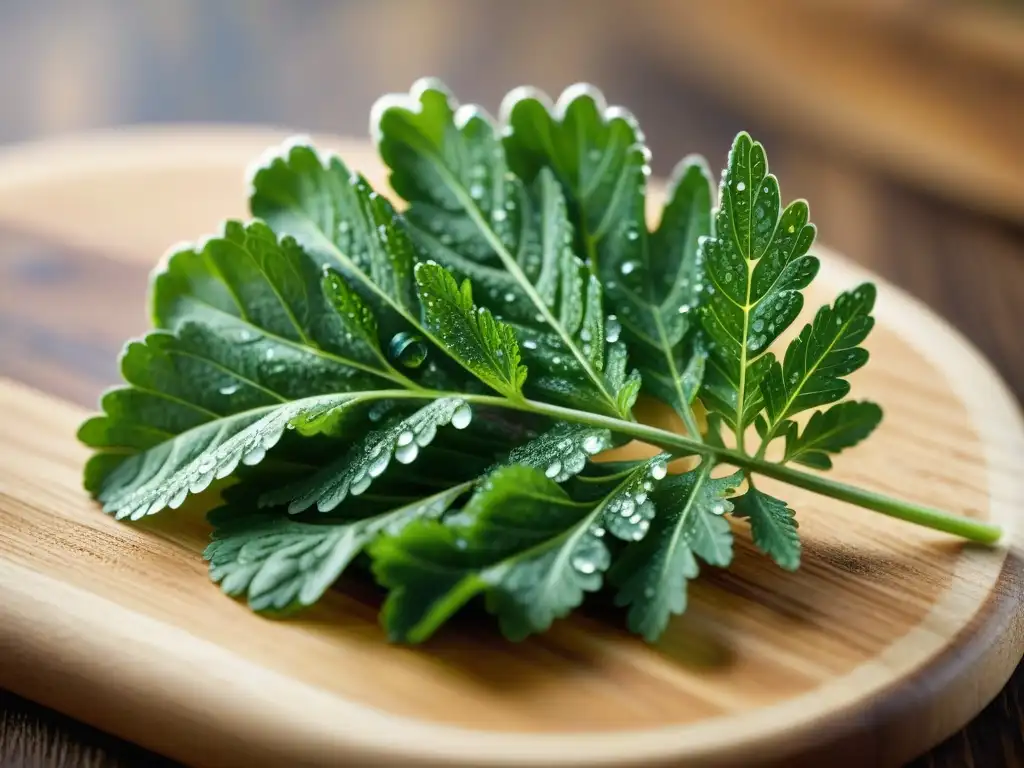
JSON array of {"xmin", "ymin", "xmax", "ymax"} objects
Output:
[
  {"xmin": 338, "ymin": 389, "xmax": 1001, "ymax": 545},
  {"xmin": 446, "ymin": 392, "xmax": 1003, "ymax": 545}
]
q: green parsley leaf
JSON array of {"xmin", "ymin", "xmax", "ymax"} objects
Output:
[
  {"xmin": 610, "ymin": 462, "xmax": 741, "ymax": 641},
  {"xmin": 781, "ymin": 401, "xmax": 883, "ymax": 470},
  {"xmin": 699, "ymin": 132, "xmax": 819, "ymax": 443},
  {"xmin": 731, "ymin": 485, "xmax": 801, "ymax": 571}
]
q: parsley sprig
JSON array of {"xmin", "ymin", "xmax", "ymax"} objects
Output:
[{"xmin": 79, "ymin": 79, "xmax": 1000, "ymax": 643}]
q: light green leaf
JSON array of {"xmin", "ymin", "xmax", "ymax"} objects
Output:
[
  {"xmin": 260, "ymin": 397, "xmax": 474, "ymax": 513},
  {"xmin": 206, "ymin": 482, "xmax": 471, "ymax": 613},
  {"xmin": 699, "ymin": 132, "xmax": 820, "ymax": 440},
  {"xmin": 782, "ymin": 401, "xmax": 883, "ymax": 470},
  {"xmin": 610, "ymin": 462, "xmax": 740, "ymax": 642},
  {"xmin": 759, "ymin": 283, "xmax": 876, "ymax": 441},
  {"xmin": 414, "ymin": 262, "xmax": 527, "ymax": 398},
  {"xmin": 731, "ymin": 485, "xmax": 801, "ymax": 571}
]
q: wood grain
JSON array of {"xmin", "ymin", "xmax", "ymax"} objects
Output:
[{"xmin": 0, "ymin": 130, "xmax": 1022, "ymax": 767}]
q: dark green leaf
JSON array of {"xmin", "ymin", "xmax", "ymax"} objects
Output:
[
  {"xmin": 414, "ymin": 262, "xmax": 526, "ymax": 398},
  {"xmin": 731, "ymin": 485, "xmax": 801, "ymax": 571},
  {"xmin": 699, "ymin": 132, "xmax": 820, "ymax": 439},
  {"xmin": 782, "ymin": 401, "xmax": 883, "ymax": 469},
  {"xmin": 206, "ymin": 482, "xmax": 470, "ymax": 612},
  {"xmin": 610, "ymin": 462, "xmax": 740, "ymax": 641},
  {"xmin": 759, "ymin": 283, "xmax": 876, "ymax": 439}
]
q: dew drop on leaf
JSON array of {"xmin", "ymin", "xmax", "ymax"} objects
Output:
[
  {"xmin": 218, "ymin": 383, "xmax": 240, "ymax": 397},
  {"xmin": 605, "ymin": 315, "xmax": 621, "ymax": 343},
  {"xmin": 582, "ymin": 435, "xmax": 604, "ymax": 455},
  {"xmin": 396, "ymin": 430, "xmax": 415, "ymax": 447},
  {"xmin": 736, "ymin": 181, "xmax": 746, "ymax": 192},
  {"xmin": 620, "ymin": 260, "xmax": 638, "ymax": 275},
  {"xmin": 388, "ymin": 332, "xmax": 428, "ymax": 369},
  {"xmin": 395, "ymin": 441, "xmax": 419, "ymax": 464},
  {"xmin": 493, "ymin": 209, "xmax": 507, "ymax": 222},
  {"xmin": 650, "ymin": 461, "xmax": 668, "ymax": 480},
  {"xmin": 545, "ymin": 460, "xmax": 562, "ymax": 479},
  {"xmin": 522, "ymin": 339, "xmax": 538, "ymax": 350},
  {"xmin": 367, "ymin": 452, "xmax": 390, "ymax": 478},
  {"xmin": 451, "ymin": 402, "xmax": 473, "ymax": 429}
]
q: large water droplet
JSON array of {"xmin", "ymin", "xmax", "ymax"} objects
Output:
[
  {"xmin": 388, "ymin": 332, "xmax": 428, "ymax": 369},
  {"xmin": 451, "ymin": 402, "xmax": 473, "ymax": 429},
  {"xmin": 395, "ymin": 441, "xmax": 419, "ymax": 464},
  {"xmin": 650, "ymin": 461, "xmax": 668, "ymax": 480},
  {"xmin": 242, "ymin": 446, "xmax": 267, "ymax": 466},
  {"xmin": 469, "ymin": 183, "xmax": 484, "ymax": 200},
  {"xmin": 219, "ymin": 383, "xmax": 240, "ymax": 396},
  {"xmin": 396, "ymin": 430, "xmax": 415, "ymax": 447},
  {"xmin": 620, "ymin": 261, "xmax": 638, "ymax": 275},
  {"xmin": 582, "ymin": 435, "xmax": 604, "ymax": 455},
  {"xmin": 522, "ymin": 339, "xmax": 538, "ymax": 350},
  {"xmin": 493, "ymin": 209, "xmax": 507, "ymax": 222},
  {"xmin": 736, "ymin": 181, "xmax": 746, "ymax": 192},
  {"xmin": 752, "ymin": 319, "xmax": 764, "ymax": 333},
  {"xmin": 545, "ymin": 460, "xmax": 562, "ymax": 479}
]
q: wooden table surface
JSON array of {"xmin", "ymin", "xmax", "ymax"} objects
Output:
[{"xmin": 0, "ymin": 2, "xmax": 1022, "ymax": 766}]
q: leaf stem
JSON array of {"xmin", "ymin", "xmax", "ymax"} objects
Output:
[
  {"xmin": 321, "ymin": 389, "xmax": 1002, "ymax": 545},
  {"xmin": 443, "ymin": 392, "xmax": 1003, "ymax": 545}
]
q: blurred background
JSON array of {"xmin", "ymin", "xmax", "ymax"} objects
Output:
[{"xmin": 0, "ymin": 1, "xmax": 1022, "ymax": 766}]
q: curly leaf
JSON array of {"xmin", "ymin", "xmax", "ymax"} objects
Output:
[{"xmin": 506, "ymin": 422, "xmax": 613, "ymax": 483}]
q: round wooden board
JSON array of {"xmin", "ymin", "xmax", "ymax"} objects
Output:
[{"xmin": 0, "ymin": 126, "xmax": 1022, "ymax": 768}]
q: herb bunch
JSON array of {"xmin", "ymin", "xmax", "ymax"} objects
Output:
[{"xmin": 79, "ymin": 79, "xmax": 1000, "ymax": 643}]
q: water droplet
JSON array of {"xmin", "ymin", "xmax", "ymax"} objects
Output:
[
  {"xmin": 455, "ymin": 538, "xmax": 468, "ymax": 550},
  {"xmin": 711, "ymin": 501, "xmax": 726, "ymax": 515},
  {"xmin": 367, "ymin": 452, "xmax": 390, "ymax": 478},
  {"xmin": 503, "ymin": 291, "xmax": 515, "ymax": 302},
  {"xmin": 736, "ymin": 181, "xmax": 746, "ymax": 192},
  {"xmin": 650, "ymin": 461, "xmax": 668, "ymax": 480},
  {"xmin": 787, "ymin": 225, "xmax": 795, "ymax": 234},
  {"xmin": 678, "ymin": 304, "xmax": 691, "ymax": 314},
  {"xmin": 451, "ymin": 402, "xmax": 473, "ymax": 429},
  {"xmin": 605, "ymin": 315, "xmax": 622, "ymax": 343},
  {"xmin": 643, "ymin": 586, "xmax": 656, "ymax": 598},
  {"xmin": 440, "ymin": 233, "xmax": 454, "ymax": 246},
  {"xmin": 242, "ymin": 446, "xmax": 266, "ymax": 466},
  {"xmin": 493, "ymin": 209, "xmax": 507, "ymax": 222},
  {"xmin": 723, "ymin": 271, "xmax": 734, "ymax": 284},
  {"xmin": 588, "ymin": 148, "xmax": 602, "ymax": 162},
  {"xmin": 582, "ymin": 435, "xmax": 604, "ymax": 454},
  {"xmin": 338, "ymin": 221, "xmax": 350, "ymax": 234},
  {"xmin": 592, "ymin": 526, "xmax": 605, "ymax": 538},
  {"xmin": 522, "ymin": 339, "xmax": 538, "ymax": 350},
  {"xmin": 635, "ymin": 492, "xmax": 648, "ymax": 506},
  {"xmin": 396, "ymin": 430, "xmax": 415, "ymax": 447},
  {"xmin": 189, "ymin": 471, "xmax": 215, "ymax": 494},
  {"xmin": 552, "ymin": 356, "xmax": 562, "ymax": 365},
  {"xmin": 643, "ymin": 480, "xmax": 654, "ymax": 491},
  {"xmin": 469, "ymin": 183, "xmax": 484, "ymax": 200},
  {"xmin": 395, "ymin": 441, "xmax": 419, "ymax": 464},
  {"xmin": 620, "ymin": 260, "xmax": 638, "ymax": 275},
  {"xmin": 168, "ymin": 487, "xmax": 189, "ymax": 509},
  {"xmin": 573, "ymin": 556, "xmax": 597, "ymax": 575},
  {"xmin": 625, "ymin": 229, "xmax": 639, "ymax": 242},
  {"xmin": 545, "ymin": 460, "xmax": 562, "ymax": 479},
  {"xmin": 752, "ymin": 319, "xmax": 764, "ymax": 332},
  {"xmin": 351, "ymin": 472, "xmax": 372, "ymax": 495}
]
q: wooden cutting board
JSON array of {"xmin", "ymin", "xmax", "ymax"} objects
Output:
[{"xmin": 0, "ymin": 126, "xmax": 1022, "ymax": 768}]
